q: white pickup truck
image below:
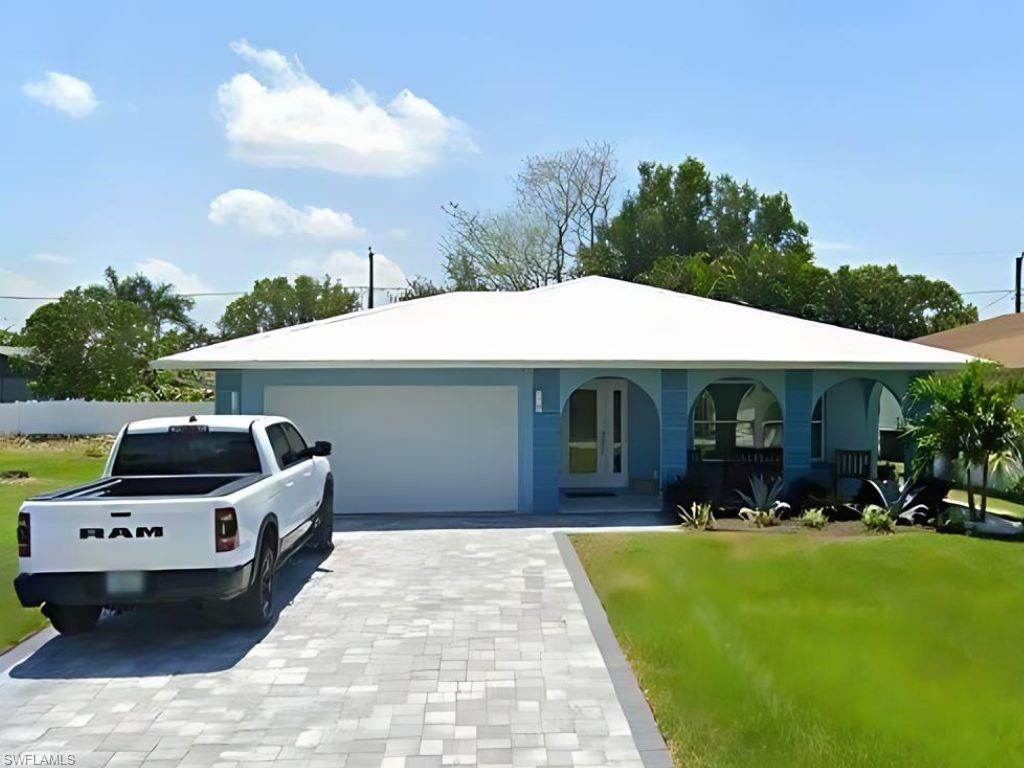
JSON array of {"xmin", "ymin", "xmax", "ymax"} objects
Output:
[{"xmin": 14, "ymin": 415, "xmax": 334, "ymax": 635}]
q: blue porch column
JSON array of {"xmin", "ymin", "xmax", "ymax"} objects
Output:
[
  {"xmin": 532, "ymin": 369, "xmax": 561, "ymax": 513},
  {"xmin": 660, "ymin": 370, "xmax": 688, "ymax": 489},
  {"xmin": 783, "ymin": 370, "xmax": 813, "ymax": 482}
]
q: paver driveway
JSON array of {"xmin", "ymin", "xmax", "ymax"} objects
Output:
[{"xmin": 0, "ymin": 529, "xmax": 647, "ymax": 767}]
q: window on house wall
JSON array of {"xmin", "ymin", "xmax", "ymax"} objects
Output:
[{"xmin": 811, "ymin": 395, "xmax": 825, "ymax": 460}]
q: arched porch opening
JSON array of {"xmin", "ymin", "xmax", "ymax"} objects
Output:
[
  {"xmin": 688, "ymin": 379, "xmax": 784, "ymax": 502},
  {"xmin": 559, "ymin": 376, "xmax": 661, "ymax": 512},
  {"xmin": 813, "ymin": 378, "xmax": 906, "ymax": 489}
]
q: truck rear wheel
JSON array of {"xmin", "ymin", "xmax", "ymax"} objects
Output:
[
  {"xmin": 234, "ymin": 536, "xmax": 277, "ymax": 628},
  {"xmin": 43, "ymin": 603, "xmax": 101, "ymax": 635},
  {"xmin": 309, "ymin": 478, "xmax": 334, "ymax": 553}
]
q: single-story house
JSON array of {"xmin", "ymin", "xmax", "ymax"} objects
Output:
[
  {"xmin": 0, "ymin": 346, "xmax": 37, "ymax": 403},
  {"xmin": 154, "ymin": 276, "xmax": 970, "ymax": 515}
]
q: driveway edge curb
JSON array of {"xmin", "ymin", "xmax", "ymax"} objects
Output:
[
  {"xmin": 0, "ymin": 624, "xmax": 56, "ymax": 676},
  {"xmin": 554, "ymin": 531, "xmax": 673, "ymax": 768}
]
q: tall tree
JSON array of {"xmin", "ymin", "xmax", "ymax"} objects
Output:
[
  {"xmin": 218, "ymin": 275, "xmax": 360, "ymax": 339},
  {"xmin": 579, "ymin": 157, "xmax": 812, "ymax": 281},
  {"xmin": 86, "ymin": 266, "xmax": 197, "ymax": 336},
  {"xmin": 19, "ymin": 268, "xmax": 210, "ymax": 401},
  {"xmin": 581, "ymin": 155, "xmax": 976, "ymax": 336},
  {"xmin": 820, "ymin": 264, "xmax": 978, "ymax": 339},
  {"xmin": 21, "ymin": 289, "xmax": 159, "ymax": 400},
  {"xmin": 441, "ymin": 142, "xmax": 617, "ymax": 290}
]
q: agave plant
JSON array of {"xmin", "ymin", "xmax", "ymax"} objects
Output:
[
  {"xmin": 735, "ymin": 475, "xmax": 790, "ymax": 527},
  {"xmin": 864, "ymin": 479, "xmax": 929, "ymax": 526},
  {"xmin": 678, "ymin": 502, "xmax": 716, "ymax": 531}
]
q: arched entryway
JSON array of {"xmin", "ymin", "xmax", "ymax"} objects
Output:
[
  {"xmin": 813, "ymin": 378, "xmax": 905, "ymax": 485},
  {"xmin": 560, "ymin": 376, "xmax": 661, "ymax": 511}
]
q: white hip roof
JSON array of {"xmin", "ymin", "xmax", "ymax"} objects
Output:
[{"xmin": 153, "ymin": 276, "xmax": 972, "ymax": 371}]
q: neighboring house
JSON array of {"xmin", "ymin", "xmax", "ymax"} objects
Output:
[
  {"xmin": 154, "ymin": 276, "xmax": 970, "ymax": 515},
  {"xmin": 915, "ymin": 313, "xmax": 1024, "ymax": 369},
  {"xmin": 0, "ymin": 346, "xmax": 37, "ymax": 403}
]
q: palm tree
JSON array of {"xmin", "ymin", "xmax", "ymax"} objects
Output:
[{"xmin": 907, "ymin": 361, "xmax": 1024, "ymax": 522}]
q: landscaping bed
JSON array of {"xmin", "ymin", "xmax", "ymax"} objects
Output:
[{"xmin": 573, "ymin": 529, "xmax": 1024, "ymax": 768}]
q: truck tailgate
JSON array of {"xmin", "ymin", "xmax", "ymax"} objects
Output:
[{"xmin": 23, "ymin": 497, "xmax": 220, "ymax": 572}]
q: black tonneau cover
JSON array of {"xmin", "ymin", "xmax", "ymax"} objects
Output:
[{"xmin": 30, "ymin": 473, "xmax": 268, "ymax": 501}]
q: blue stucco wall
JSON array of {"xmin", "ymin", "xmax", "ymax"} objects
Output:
[
  {"xmin": 660, "ymin": 370, "xmax": 688, "ymax": 488},
  {"xmin": 628, "ymin": 382, "xmax": 660, "ymax": 484},
  {"xmin": 532, "ymin": 369, "xmax": 560, "ymax": 513},
  {"xmin": 213, "ymin": 365, "xmax": 925, "ymax": 513}
]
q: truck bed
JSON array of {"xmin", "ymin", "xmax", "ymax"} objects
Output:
[{"xmin": 30, "ymin": 473, "xmax": 267, "ymax": 501}]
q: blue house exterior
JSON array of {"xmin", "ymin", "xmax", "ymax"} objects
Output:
[
  {"xmin": 157, "ymin": 277, "xmax": 968, "ymax": 515},
  {"xmin": 209, "ymin": 365, "xmax": 914, "ymax": 514}
]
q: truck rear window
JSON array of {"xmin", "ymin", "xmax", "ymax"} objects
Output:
[{"xmin": 112, "ymin": 430, "xmax": 261, "ymax": 475}]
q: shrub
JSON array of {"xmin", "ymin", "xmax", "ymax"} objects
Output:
[
  {"xmin": 678, "ymin": 502, "xmax": 716, "ymax": 531},
  {"xmin": 739, "ymin": 507, "xmax": 784, "ymax": 527},
  {"xmin": 861, "ymin": 504, "xmax": 896, "ymax": 534},
  {"xmin": 735, "ymin": 475, "xmax": 790, "ymax": 527},
  {"xmin": 798, "ymin": 507, "xmax": 828, "ymax": 529}
]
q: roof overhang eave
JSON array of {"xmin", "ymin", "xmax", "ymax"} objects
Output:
[{"xmin": 151, "ymin": 358, "xmax": 972, "ymax": 372}]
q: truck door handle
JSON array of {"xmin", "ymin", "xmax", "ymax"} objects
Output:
[{"xmin": 285, "ymin": 481, "xmax": 294, "ymax": 487}]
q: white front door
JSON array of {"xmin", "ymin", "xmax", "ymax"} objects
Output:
[{"xmin": 562, "ymin": 379, "xmax": 628, "ymax": 488}]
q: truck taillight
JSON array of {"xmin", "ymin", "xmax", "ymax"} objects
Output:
[
  {"xmin": 215, "ymin": 507, "xmax": 239, "ymax": 552},
  {"xmin": 17, "ymin": 512, "xmax": 30, "ymax": 557}
]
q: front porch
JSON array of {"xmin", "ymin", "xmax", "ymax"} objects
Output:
[{"xmin": 533, "ymin": 368, "xmax": 911, "ymax": 514}]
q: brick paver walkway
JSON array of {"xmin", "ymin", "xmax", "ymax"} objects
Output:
[{"xmin": 0, "ymin": 529, "xmax": 645, "ymax": 767}]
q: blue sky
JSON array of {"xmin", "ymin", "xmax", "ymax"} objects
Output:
[{"xmin": 2, "ymin": 1, "xmax": 1022, "ymax": 328}]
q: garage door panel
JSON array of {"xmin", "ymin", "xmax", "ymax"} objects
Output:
[{"xmin": 264, "ymin": 386, "xmax": 518, "ymax": 513}]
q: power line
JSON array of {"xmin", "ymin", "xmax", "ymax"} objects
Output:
[{"xmin": 0, "ymin": 285, "xmax": 410, "ymax": 301}]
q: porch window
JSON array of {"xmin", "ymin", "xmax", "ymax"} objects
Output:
[{"xmin": 811, "ymin": 395, "xmax": 825, "ymax": 460}]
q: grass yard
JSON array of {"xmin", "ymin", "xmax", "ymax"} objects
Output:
[
  {"xmin": 0, "ymin": 438, "xmax": 107, "ymax": 652},
  {"xmin": 573, "ymin": 529, "xmax": 1024, "ymax": 768}
]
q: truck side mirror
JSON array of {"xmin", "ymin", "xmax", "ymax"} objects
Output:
[{"xmin": 312, "ymin": 441, "xmax": 332, "ymax": 457}]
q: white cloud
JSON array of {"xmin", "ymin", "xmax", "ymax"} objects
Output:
[
  {"xmin": 208, "ymin": 188, "xmax": 365, "ymax": 240},
  {"xmin": 289, "ymin": 250, "xmax": 408, "ymax": 292},
  {"xmin": 22, "ymin": 72, "xmax": 99, "ymax": 118},
  {"xmin": 31, "ymin": 253, "xmax": 73, "ymax": 265},
  {"xmin": 217, "ymin": 39, "xmax": 476, "ymax": 176},
  {"xmin": 134, "ymin": 259, "xmax": 210, "ymax": 295}
]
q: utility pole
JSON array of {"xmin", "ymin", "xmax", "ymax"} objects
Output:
[
  {"xmin": 1016, "ymin": 252, "xmax": 1023, "ymax": 313},
  {"xmin": 368, "ymin": 243, "xmax": 376, "ymax": 309}
]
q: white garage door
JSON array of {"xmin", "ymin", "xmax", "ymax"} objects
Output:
[{"xmin": 264, "ymin": 385, "xmax": 518, "ymax": 514}]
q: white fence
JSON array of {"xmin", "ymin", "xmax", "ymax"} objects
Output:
[{"xmin": 0, "ymin": 400, "xmax": 215, "ymax": 436}]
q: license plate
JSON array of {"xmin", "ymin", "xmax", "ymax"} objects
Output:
[{"xmin": 106, "ymin": 571, "xmax": 145, "ymax": 595}]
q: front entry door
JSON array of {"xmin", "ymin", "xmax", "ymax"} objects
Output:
[{"xmin": 563, "ymin": 379, "xmax": 628, "ymax": 488}]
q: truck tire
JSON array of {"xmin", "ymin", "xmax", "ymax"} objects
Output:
[
  {"xmin": 43, "ymin": 603, "xmax": 101, "ymax": 635},
  {"xmin": 234, "ymin": 535, "xmax": 277, "ymax": 628},
  {"xmin": 309, "ymin": 478, "xmax": 334, "ymax": 553}
]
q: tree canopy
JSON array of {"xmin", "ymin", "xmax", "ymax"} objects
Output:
[
  {"xmin": 576, "ymin": 156, "xmax": 977, "ymax": 339},
  {"xmin": 217, "ymin": 275, "xmax": 361, "ymax": 339},
  {"xmin": 19, "ymin": 268, "xmax": 211, "ymax": 401}
]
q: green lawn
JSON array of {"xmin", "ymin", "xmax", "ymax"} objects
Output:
[
  {"xmin": 0, "ymin": 440, "xmax": 106, "ymax": 651},
  {"xmin": 946, "ymin": 488, "xmax": 1024, "ymax": 520},
  {"xmin": 573, "ymin": 530, "xmax": 1024, "ymax": 768}
]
